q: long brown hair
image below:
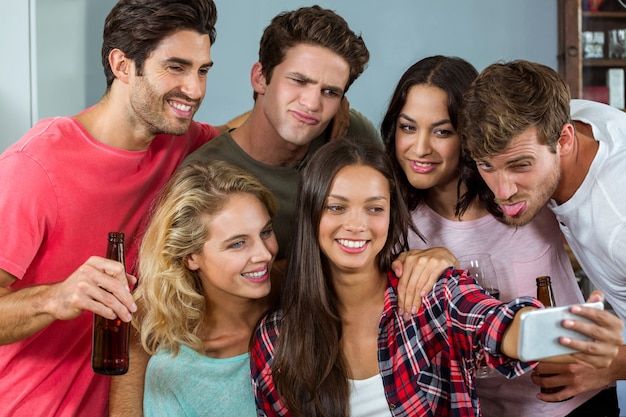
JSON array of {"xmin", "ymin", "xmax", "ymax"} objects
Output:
[{"xmin": 271, "ymin": 138, "xmax": 413, "ymax": 416}]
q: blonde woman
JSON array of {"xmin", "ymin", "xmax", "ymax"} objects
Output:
[{"xmin": 126, "ymin": 160, "xmax": 279, "ymax": 416}]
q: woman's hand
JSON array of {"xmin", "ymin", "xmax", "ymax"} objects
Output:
[{"xmin": 391, "ymin": 247, "xmax": 457, "ymax": 319}]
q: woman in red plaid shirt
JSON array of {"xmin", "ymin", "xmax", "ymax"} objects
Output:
[{"xmin": 250, "ymin": 138, "xmax": 620, "ymax": 417}]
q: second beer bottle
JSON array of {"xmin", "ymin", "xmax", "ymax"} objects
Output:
[{"xmin": 535, "ymin": 275, "xmax": 563, "ymax": 395}]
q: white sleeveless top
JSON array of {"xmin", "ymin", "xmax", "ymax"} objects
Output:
[{"xmin": 349, "ymin": 374, "xmax": 392, "ymax": 417}]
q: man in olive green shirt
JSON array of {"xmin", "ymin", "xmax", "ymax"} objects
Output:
[{"xmin": 184, "ymin": 6, "xmax": 380, "ymax": 260}]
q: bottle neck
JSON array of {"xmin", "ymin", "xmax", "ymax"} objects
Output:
[
  {"xmin": 106, "ymin": 232, "xmax": 125, "ymax": 264},
  {"xmin": 536, "ymin": 278, "xmax": 555, "ymax": 307}
]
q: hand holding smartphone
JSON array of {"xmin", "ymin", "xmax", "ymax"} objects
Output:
[{"xmin": 518, "ymin": 301, "xmax": 604, "ymax": 362}]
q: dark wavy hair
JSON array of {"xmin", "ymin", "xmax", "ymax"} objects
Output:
[
  {"xmin": 102, "ymin": 0, "xmax": 217, "ymax": 90},
  {"xmin": 271, "ymin": 138, "xmax": 413, "ymax": 417},
  {"xmin": 381, "ymin": 56, "xmax": 498, "ymax": 218}
]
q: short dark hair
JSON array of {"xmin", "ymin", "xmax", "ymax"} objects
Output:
[
  {"xmin": 101, "ymin": 0, "xmax": 217, "ymax": 90},
  {"xmin": 258, "ymin": 5, "xmax": 369, "ymax": 94}
]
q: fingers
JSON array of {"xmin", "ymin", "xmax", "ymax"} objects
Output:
[
  {"xmin": 558, "ymin": 303, "xmax": 623, "ymax": 368},
  {"xmin": 83, "ymin": 282, "xmax": 133, "ymax": 322},
  {"xmin": 567, "ymin": 302, "xmax": 624, "ymax": 344},
  {"xmin": 536, "ymin": 384, "xmax": 578, "ymax": 403},
  {"xmin": 55, "ymin": 257, "xmax": 137, "ymax": 322},
  {"xmin": 392, "ymin": 253, "xmax": 408, "ymax": 315},
  {"xmin": 394, "ymin": 249, "xmax": 453, "ymax": 319},
  {"xmin": 91, "ymin": 258, "xmax": 138, "ymax": 321},
  {"xmin": 530, "ymin": 371, "xmax": 571, "ymax": 402},
  {"xmin": 127, "ymin": 273, "xmax": 139, "ymax": 290},
  {"xmin": 396, "ymin": 252, "xmax": 428, "ymax": 318},
  {"xmin": 534, "ymin": 361, "xmax": 567, "ymax": 375},
  {"xmin": 391, "ymin": 252, "xmax": 407, "ymax": 278},
  {"xmin": 396, "ymin": 262, "xmax": 421, "ymax": 319},
  {"xmin": 531, "ymin": 362, "xmax": 615, "ymax": 402},
  {"xmin": 586, "ymin": 289, "xmax": 604, "ymax": 304},
  {"xmin": 569, "ymin": 302, "xmax": 624, "ymax": 337},
  {"xmin": 329, "ymin": 96, "xmax": 350, "ymax": 140},
  {"xmin": 561, "ymin": 337, "xmax": 619, "ymax": 369}
]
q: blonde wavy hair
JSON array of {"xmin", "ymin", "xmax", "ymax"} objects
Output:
[{"xmin": 134, "ymin": 160, "xmax": 277, "ymax": 356}]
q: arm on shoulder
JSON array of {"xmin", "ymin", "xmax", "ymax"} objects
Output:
[{"xmin": 391, "ymin": 247, "xmax": 457, "ymax": 318}]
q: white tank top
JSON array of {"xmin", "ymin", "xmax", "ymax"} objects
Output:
[{"xmin": 349, "ymin": 374, "xmax": 392, "ymax": 417}]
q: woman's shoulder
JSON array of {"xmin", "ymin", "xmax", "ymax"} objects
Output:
[{"xmin": 255, "ymin": 309, "xmax": 283, "ymax": 342}]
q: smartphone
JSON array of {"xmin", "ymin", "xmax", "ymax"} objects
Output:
[{"xmin": 517, "ymin": 301, "xmax": 604, "ymax": 362}]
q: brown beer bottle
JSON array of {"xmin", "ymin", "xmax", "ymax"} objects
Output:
[
  {"xmin": 536, "ymin": 276, "xmax": 556, "ymax": 309},
  {"xmin": 92, "ymin": 232, "xmax": 130, "ymax": 375},
  {"xmin": 536, "ymin": 276, "xmax": 562, "ymax": 395}
]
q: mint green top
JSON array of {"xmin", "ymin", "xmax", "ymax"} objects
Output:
[{"xmin": 144, "ymin": 345, "xmax": 256, "ymax": 417}]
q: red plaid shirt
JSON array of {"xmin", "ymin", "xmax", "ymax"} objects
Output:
[{"xmin": 250, "ymin": 268, "xmax": 541, "ymax": 416}]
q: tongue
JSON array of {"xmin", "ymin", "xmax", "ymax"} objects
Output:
[{"xmin": 502, "ymin": 201, "xmax": 526, "ymax": 217}]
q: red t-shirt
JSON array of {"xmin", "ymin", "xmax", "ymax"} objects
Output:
[{"xmin": 0, "ymin": 116, "xmax": 219, "ymax": 416}]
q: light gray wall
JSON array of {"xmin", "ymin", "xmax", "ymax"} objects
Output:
[
  {"xmin": 1, "ymin": 2, "xmax": 32, "ymax": 149},
  {"xmin": 0, "ymin": 0, "xmax": 113, "ymax": 152},
  {"xmin": 0, "ymin": 0, "xmax": 557, "ymax": 152},
  {"xmin": 33, "ymin": 0, "xmax": 88, "ymax": 123},
  {"xmin": 204, "ymin": 0, "xmax": 558, "ymax": 129}
]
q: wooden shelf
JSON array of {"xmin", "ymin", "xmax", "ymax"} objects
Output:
[
  {"xmin": 584, "ymin": 58, "xmax": 626, "ymax": 66},
  {"xmin": 560, "ymin": 0, "xmax": 626, "ymax": 99},
  {"xmin": 583, "ymin": 11, "xmax": 626, "ymax": 18}
]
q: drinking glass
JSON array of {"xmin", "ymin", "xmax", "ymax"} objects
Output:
[
  {"xmin": 458, "ymin": 253, "xmax": 500, "ymax": 378},
  {"xmin": 458, "ymin": 254, "xmax": 500, "ymax": 301}
]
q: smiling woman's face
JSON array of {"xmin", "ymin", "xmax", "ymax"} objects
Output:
[
  {"xmin": 185, "ymin": 193, "xmax": 278, "ymax": 302},
  {"xmin": 318, "ymin": 164, "xmax": 390, "ymax": 276},
  {"xmin": 395, "ymin": 84, "xmax": 461, "ymax": 193}
]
